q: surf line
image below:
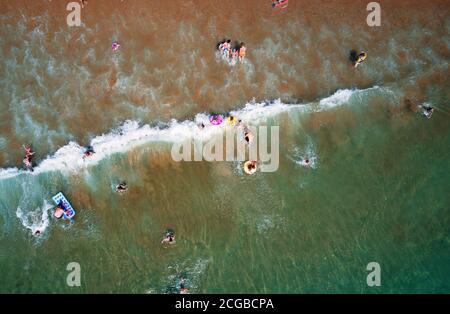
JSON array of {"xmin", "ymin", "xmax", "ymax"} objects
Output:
[{"xmin": 171, "ymin": 125, "xmax": 280, "ymax": 173}]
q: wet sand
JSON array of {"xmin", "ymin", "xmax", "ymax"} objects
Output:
[{"xmin": 1, "ymin": 1, "xmax": 449, "ymax": 167}]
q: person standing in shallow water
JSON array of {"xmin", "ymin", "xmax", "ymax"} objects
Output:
[
  {"xmin": 239, "ymin": 42, "xmax": 246, "ymax": 61},
  {"xmin": 219, "ymin": 39, "xmax": 231, "ymax": 56}
]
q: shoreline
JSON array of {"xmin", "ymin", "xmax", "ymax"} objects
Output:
[
  {"xmin": 0, "ymin": 86, "xmax": 377, "ymax": 177},
  {"xmin": 0, "ymin": 0, "xmax": 449, "ymax": 165}
]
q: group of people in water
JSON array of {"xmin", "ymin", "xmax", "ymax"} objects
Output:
[
  {"xmin": 82, "ymin": 146, "xmax": 128, "ymax": 193},
  {"xmin": 199, "ymin": 113, "xmax": 258, "ymax": 175},
  {"xmin": 217, "ymin": 40, "xmax": 247, "ymax": 63}
]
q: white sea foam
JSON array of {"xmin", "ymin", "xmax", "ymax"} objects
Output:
[
  {"xmin": 318, "ymin": 89, "xmax": 354, "ymax": 109},
  {"xmin": 0, "ymin": 167, "xmax": 23, "ymax": 180},
  {"xmin": 290, "ymin": 140, "xmax": 318, "ymax": 169},
  {"xmin": 0, "ymin": 88, "xmax": 375, "ymax": 181},
  {"xmin": 16, "ymin": 200, "xmax": 52, "ymax": 236}
]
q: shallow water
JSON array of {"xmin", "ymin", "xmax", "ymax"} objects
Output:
[{"xmin": 0, "ymin": 1, "xmax": 449, "ymax": 293}]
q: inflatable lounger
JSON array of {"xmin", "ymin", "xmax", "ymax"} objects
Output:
[{"xmin": 52, "ymin": 192, "xmax": 76, "ymax": 220}]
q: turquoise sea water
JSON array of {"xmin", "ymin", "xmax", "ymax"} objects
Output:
[{"xmin": 1, "ymin": 85, "xmax": 449, "ymax": 293}]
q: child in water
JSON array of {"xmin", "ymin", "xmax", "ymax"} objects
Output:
[
  {"xmin": 230, "ymin": 49, "xmax": 239, "ymax": 59},
  {"xmin": 219, "ymin": 39, "xmax": 231, "ymax": 56}
]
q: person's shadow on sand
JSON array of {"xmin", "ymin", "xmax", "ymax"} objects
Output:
[{"xmin": 349, "ymin": 50, "xmax": 358, "ymax": 64}]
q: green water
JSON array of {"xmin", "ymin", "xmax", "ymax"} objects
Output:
[{"xmin": 0, "ymin": 86, "xmax": 449, "ymax": 293}]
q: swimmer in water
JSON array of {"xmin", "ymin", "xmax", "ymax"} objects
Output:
[
  {"xmin": 116, "ymin": 181, "xmax": 128, "ymax": 193},
  {"xmin": 162, "ymin": 230, "xmax": 175, "ymax": 244},
  {"xmin": 34, "ymin": 230, "xmax": 41, "ymax": 236},
  {"xmin": 244, "ymin": 129, "xmax": 254, "ymax": 143},
  {"xmin": 179, "ymin": 279, "xmax": 189, "ymax": 294},
  {"xmin": 354, "ymin": 51, "xmax": 367, "ymax": 68},
  {"xmin": 53, "ymin": 204, "xmax": 66, "ymax": 219},
  {"xmin": 83, "ymin": 146, "xmax": 95, "ymax": 158},
  {"xmin": 243, "ymin": 160, "xmax": 257, "ymax": 175},
  {"xmin": 420, "ymin": 104, "xmax": 434, "ymax": 119},
  {"xmin": 112, "ymin": 42, "xmax": 120, "ymax": 51},
  {"xmin": 302, "ymin": 158, "xmax": 313, "ymax": 168},
  {"xmin": 227, "ymin": 116, "xmax": 237, "ymax": 126}
]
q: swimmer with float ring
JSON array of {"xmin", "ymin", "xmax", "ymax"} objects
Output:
[
  {"xmin": 243, "ymin": 160, "xmax": 258, "ymax": 175},
  {"xmin": 209, "ymin": 114, "xmax": 223, "ymax": 125},
  {"xmin": 227, "ymin": 116, "xmax": 237, "ymax": 126},
  {"xmin": 354, "ymin": 51, "xmax": 367, "ymax": 68}
]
